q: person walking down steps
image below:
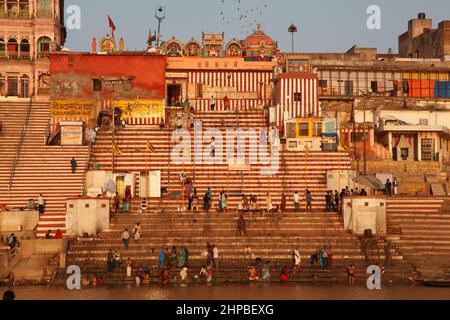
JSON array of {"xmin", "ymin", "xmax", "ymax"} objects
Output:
[{"xmin": 71, "ymin": 157, "xmax": 78, "ymax": 174}]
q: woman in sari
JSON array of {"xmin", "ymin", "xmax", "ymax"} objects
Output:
[
  {"xmin": 170, "ymin": 246, "xmax": 178, "ymax": 269},
  {"xmin": 217, "ymin": 192, "xmax": 223, "ymax": 212},
  {"xmin": 293, "ymin": 249, "xmax": 301, "ymax": 270},
  {"xmin": 178, "ymin": 247, "xmax": 186, "ymax": 268},
  {"xmin": 280, "ymin": 193, "xmax": 287, "ymax": 212},
  {"xmin": 185, "ymin": 178, "xmax": 192, "ymax": 209},
  {"xmin": 280, "ymin": 266, "xmax": 289, "ymax": 283},
  {"xmin": 221, "ymin": 192, "xmax": 227, "ymax": 213},
  {"xmin": 319, "ymin": 247, "xmax": 325, "ymax": 269}
]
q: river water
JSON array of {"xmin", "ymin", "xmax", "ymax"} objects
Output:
[{"xmin": 4, "ymin": 284, "xmax": 450, "ymax": 300}]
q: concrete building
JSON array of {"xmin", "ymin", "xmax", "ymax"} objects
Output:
[{"xmin": 399, "ymin": 13, "xmax": 450, "ymax": 60}]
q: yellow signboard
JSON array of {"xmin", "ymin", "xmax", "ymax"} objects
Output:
[
  {"xmin": 51, "ymin": 100, "xmax": 95, "ymax": 117},
  {"xmin": 114, "ymin": 100, "xmax": 164, "ymax": 119}
]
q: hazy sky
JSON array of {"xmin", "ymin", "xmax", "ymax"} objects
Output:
[{"xmin": 65, "ymin": 0, "xmax": 450, "ymax": 53}]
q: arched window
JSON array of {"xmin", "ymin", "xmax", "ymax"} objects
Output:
[
  {"xmin": 37, "ymin": 36, "xmax": 51, "ymax": 57},
  {"xmin": 7, "ymin": 38, "xmax": 18, "ymax": 58},
  {"xmin": 20, "ymin": 39, "xmax": 29, "ymax": 58},
  {"xmin": 0, "ymin": 38, "xmax": 5, "ymax": 57},
  {"xmin": 37, "ymin": 0, "xmax": 51, "ymax": 17}
]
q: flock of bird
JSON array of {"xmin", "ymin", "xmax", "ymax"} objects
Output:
[{"xmin": 218, "ymin": 0, "xmax": 270, "ymax": 35}]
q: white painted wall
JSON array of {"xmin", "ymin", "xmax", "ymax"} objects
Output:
[
  {"xmin": 66, "ymin": 198, "xmax": 110, "ymax": 236},
  {"xmin": 0, "ymin": 210, "xmax": 39, "ymax": 232},
  {"xmin": 343, "ymin": 197, "xmax": 387, "ymax": 235}
]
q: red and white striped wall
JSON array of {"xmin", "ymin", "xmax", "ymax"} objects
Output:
[
  {"xmin": 192, "ymin": 98, "xmax": 272, "ymax": 111},
  {"xmin": 187, "ymin": 71, "xmax": 272, "ymax": 97},
  {"xmin": 275, "ymin": 73, "xmax": 320, "ymax": 130}
]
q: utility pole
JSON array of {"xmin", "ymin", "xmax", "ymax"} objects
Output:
[
  {"xmin": 350, "ymin": 100, "xmax": 359, "ymax": 175},
  {"xmin": 363, "ymin": 97, "xmax": 367, "ymax": 176},
  {"xmin": 112, "ymin": 107, "xmax": 115, "ymax": 175}
]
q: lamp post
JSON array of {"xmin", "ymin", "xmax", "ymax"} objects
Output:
[
  {"xmin": 288, "ymin": 23, "xmax": 298, "ymax": 53},
  {"xmin": 155, "ymin": 6, "xmax": 166, "ymax": 47}
]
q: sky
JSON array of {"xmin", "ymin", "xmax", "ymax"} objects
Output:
[{"xmin": 65, "ymin": 0, "xmax": 450, "ymax": 53}]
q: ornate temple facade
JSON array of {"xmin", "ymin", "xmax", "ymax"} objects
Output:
[{"xmin": 0, "ymin": 0, "xmax": 65, "ymax": 98}]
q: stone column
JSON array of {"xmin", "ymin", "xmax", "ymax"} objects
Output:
[{"xmin": 388, "ymin": 132, "xmax": 393, "ymax": 159}]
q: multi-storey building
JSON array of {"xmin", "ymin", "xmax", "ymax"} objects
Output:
[{"xmin": 0, "ymin": 0, "xmax": 65, "ymax": 98}]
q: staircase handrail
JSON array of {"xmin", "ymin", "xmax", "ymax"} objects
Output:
[
  {"xmin": 8, "ymin": 97, "xmax": 33, "ymax": 194},
  {"xmin": 44, "ymin": 119, "xmax": 51, "ymax": 145},
  {"xmin": 81, "ymin": 140, "xmax": 93, "ymax": 196}
]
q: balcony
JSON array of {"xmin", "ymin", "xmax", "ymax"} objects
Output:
[
  {"xmin": 36, "ymin": 9, "xmax": 52, "ymax": 18},
  {"xmin": 0, "ymin": 9, "xmax": 30, "ymax": 19},
  {"xmin": 0, "ymin": 52, "xmax": 32, "ymax": 59},
  {"xmin": 37, "ymin": 51, "xmax": 50, "ymax": 59}
]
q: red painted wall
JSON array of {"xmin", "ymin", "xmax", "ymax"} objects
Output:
[{"xmin": 50, "ymin": 53, "xmax": 166, "ymax": 100}]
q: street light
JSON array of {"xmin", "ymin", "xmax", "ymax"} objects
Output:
[
  {"xmin": 288, "ymin": 23, "xmax": 298, "ymax": 53},
  {"xmin": 155, "ymin": 6, "xmax": 166, "ymax": 47}
]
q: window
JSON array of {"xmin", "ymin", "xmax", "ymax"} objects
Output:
[
  {"xmin": 7, "ymin": 76, "xmax": 18, "ymax": 96},
  {"xmin": 20, "ymin": 39, "xmax": 30, "ymax": 57},
  {"xmin": 312, "ymin": 122, "xmax": 322, "ymax": 137},
  {"xmin": 7, "ymin": 38, "xmax": 18, "ymax": 58},
  {"xmin": 421, "ymin": 139, "xmax": 433, "ymax": 161},
  {"xmin": 0, "ymin": 38, "xmax": 5, "ymax": 57},
  {"xmin": 37, "ymin": 36, "xmax": 51, "ymax": 56},
  {"xmin": 344, "ymin": 80, "xmax": 354, "ymax": 96},
  {"xmin": 20, "ymin": 75, "xmax": 29, "ymax": 97},
  {"xmin": 196, "ymin": 84, "xmax": 203, "ymax": 99},
  {"xmin": 37, "ymin": 0, "xmax": 50, "ymax": 9},
  {"xmin": 318, "ymin": 80, "xmax": 327, "ymax": 88},
  {"xmin": 400, "ymin": 148, "xmax": 409, "ymax": 161},
  {"xmin": 93, "ymin": 79, "xmax": 102, "ymax": 92},
  {"xmin": 298, "ymin": 122, "xmax": 309, "ymax": 136},
  {"xmin": 371, "ymin": 81, "xmax": 378, "ymax": 93},
  {"xmin": 293, "ymin": 92, "xmax": 302, "ymax": 102}
]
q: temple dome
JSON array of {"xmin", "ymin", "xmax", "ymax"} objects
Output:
[{"xmin": 243, "ymin": 24, "xmax": 275, "ymax": 47}]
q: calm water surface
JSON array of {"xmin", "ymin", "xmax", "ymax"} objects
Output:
[{"xmin": 5, "ymin": 284, "xmax": 450, "ymax": 300}]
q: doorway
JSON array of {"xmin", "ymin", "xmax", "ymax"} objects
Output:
[
  {"xmin": 116, "ymin": 176, "xmax": 125, "ymax": 199},
  {"xmin": 167, "ymin": 84, "xmax": 182, "ymax": 106},
  {"xmin": 140, "ymin": 171, "xmax": 149, "ymax": 198}
]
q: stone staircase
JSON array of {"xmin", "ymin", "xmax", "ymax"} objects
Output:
[
  {"xmin": 0, "ymin": 100, "xmax": 31, "ymax": 195},
  {"xmin": 426, "ymin": 173, "xmax": 448, "ymax": 196},
  {"xmin": 55, "ymin": 211, "xmax": 412, "ymax": 285},
  {"xmin": 50, "ymin": 109, "xmax": 420, "ymax": 285},
  {"xmin": 89, "ymin": 109, "xmax": 352, "ymax": 212},
  {"xmin": 386, "ymin": 197, "xmax": 450, "ymax": 277},
  {"xmin": 0, "ymin": 101, "xmax": 89, "ymax": 237}
]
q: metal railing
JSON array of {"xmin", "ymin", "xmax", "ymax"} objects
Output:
[
  {"xmin": 43, "ymin": 119, "xmax": 51, "ymax": 145},
  {"xmin": 8, "ymin": 97, "xmax": 32, "ymax": 193},
  {"xmin": 80, "ymin": 141, "xmax": 93, "ymax": 196}
]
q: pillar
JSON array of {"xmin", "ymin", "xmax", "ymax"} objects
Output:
[
  {"xmin": 418, "ymin": 134, "xmax": 422, "ymax": 161},
  {"xmin": 388, "ymin": 132, "xmax": 393, "ymax": 159}
]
